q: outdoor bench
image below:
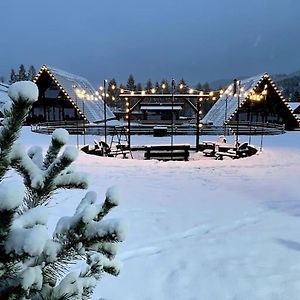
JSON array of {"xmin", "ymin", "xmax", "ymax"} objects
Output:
[{"xmin": 144, "ymin": 144, "xmax": 190, "ymax": 161}]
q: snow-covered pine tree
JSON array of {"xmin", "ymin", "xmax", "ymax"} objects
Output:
[{"xmin": 0, "ymin": 82, "xmax": 125, "ymax": 299}]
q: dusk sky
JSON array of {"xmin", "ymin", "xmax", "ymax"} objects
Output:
[{"xmin": 1, "ymin": 0, "xmax": 300, "ymax": 86}]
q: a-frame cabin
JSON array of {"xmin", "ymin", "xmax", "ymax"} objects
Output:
[
  {"xmin": 28, "ymin": 65, "xmax": 115, "ymax": 124},
  {"xmin": 203, "ymin": 73, "xmax": 299, "ymax": 130}
]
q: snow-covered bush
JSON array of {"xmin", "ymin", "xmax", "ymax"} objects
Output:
[{"xmin": 0, "ymin": 82, "xmax": 125, "ymax": 299}]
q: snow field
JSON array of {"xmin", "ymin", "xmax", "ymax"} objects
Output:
[{"xmin": 16, "ymin": 128, "xmax": 300, "ymax": 299}]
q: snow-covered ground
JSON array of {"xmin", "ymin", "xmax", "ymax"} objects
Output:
[{"xmin": 17, "ymin": 128, "xmax": 300, "ymax": 299}]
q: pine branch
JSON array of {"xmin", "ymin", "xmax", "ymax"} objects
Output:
[
  {"xmin": 96, "ymin": 200, "xmax": 117, "ymax": 222},
  {"xmin": 96, "ymin": 187, "xmax": 120, "ymax": 221},
  {"xmin": 37, "ymin": 148, "xmax": 78, "ymax": 204},
  {"xmin": 43, "ymin": 129, "xmax": 69, "ymax": 170},
  {"xmin": 10, "ymin": 156, "xmax": 36, "ymax": 189},
  {"xmin": 86, "ymin": 242, "xmax": 117, "ymax": 260},
  {"xmin": 0, "ymin": 99, "xmax": 32, "ymax": 179},
  {"xmin": 42, "ymin": 220, "xmax": 86, "ymax": 285},
  {"xmin": 43, "ymin": 139, "xmax": 64, "ymax": 170},
  {"xmin": 54, "ymin": 172, "xmax": 89, "ymax": 191},
  {"xmin": 85, "ymin": 231, "xmax": 122, "ymax": 245}
]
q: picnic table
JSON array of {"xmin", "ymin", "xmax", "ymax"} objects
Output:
[{"xmin": 144, "ymin": 144, "xmax": 190, "ymax": 161}]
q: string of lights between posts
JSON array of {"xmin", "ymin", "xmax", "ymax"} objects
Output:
[
  {"xmin": 34, "ymin": 67, "xmax": 298, "ymax": 124},
  {"xmin": 73, "ymin": 81, "xmax": 271, "ymax": 126}
]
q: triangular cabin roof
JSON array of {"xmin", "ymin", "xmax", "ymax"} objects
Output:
[
  {"xmin": 202, "ymin": 73, "xmax": 299, "ymax": 127},
  {"xmin": 34, "ymin": 65, "xmax": 115, "ymax": 123}
]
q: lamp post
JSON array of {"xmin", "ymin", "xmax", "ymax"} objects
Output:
[
  {"xmin": 248, "ymin": 93, "xmax": 260, "ymax": 144},
  {"xmin": 171, "ymin": 79, "xmax": 175, "ymax": 159},
  {"xmin": 260, "ymin": 84, "xmax": 268, "ymax": 151},
  {"xmin": 223, "ymin": 90, "xmax": 229, "ymax": 136},
  {"xmin": 233, "ymin": 79, "xmax": 241, "ymax": 151},
  {"xmin": 125, "ymin": 97, "xmax": 131, "ymax": 149},
  {"xmin": 196, "ymin": 96, "xmax": 202, "ymax": 151},
  {"xmin": 103, "ymin": 79, "xmax": 108, "ymax": 144}
]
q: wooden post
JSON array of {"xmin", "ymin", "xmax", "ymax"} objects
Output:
[
  {"xmin": 196, "ymin": 97, "xmax": 200, "ymax": 151},
  {"xmin": 126, "ymin": 97, "xmax": 131, "ymax": 149},
  {"xmin": 104, "ymin": 79, "xmax": 107, "ymax": 144},
  {"xmin": 171, "ymin": 79, "xmax": 175, "ymax": 159}
]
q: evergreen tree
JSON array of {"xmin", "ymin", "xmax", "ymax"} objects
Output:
[
  {"xmin": 0, "ymin": 81, "xmax": 125, "ymax": 299},
  {"xmin": 146, "ymin": 79, "xmax": 153, "ymax": 93},
  {"xmin": 195, "ymin": 82, "xmax": 202, "ymax": 91},
  {"xmin": 202, "ymin": 82, "xmax": 210, "ymax": 92},
  {"xmin": 126, "ymin": 74, "xmax": 136, "ymax": 91},
  {"xmin": 9, "ymin": 69, "xmax": 17, "ymax": 84},
  {"xmin": 154, "ymin": 81, "xmax": 160, "ymax": 92},
  {"xmin": 292, "ymin": 91, "xmax": 300, "ymax": 101},
  {"xmin": 160, "ymin": 79, "xmax": 170, "ymax": 93},
  {"xmin": 176, "ymin": 78, "xmax": 188, "ymax": 93},
  {"xmin": 136, "ymin": 82, "xmax": 142, "ymax": 91},
  {"xmin": 27, "ymin": 65, "xmax": 36, "ymax": 81},
  {"xmin": 107, "ymin": 78, "xmax": 119, "ymax": 107},
  {"xmin": 18, "ymin": 64, "xmax": 27, "ymax": 81},
  {"xmin": 118, "ymin": 84, "xmax": 126, "ymax": 110}
]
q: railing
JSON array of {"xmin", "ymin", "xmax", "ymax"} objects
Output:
[
  {"xmin": 227, "ymin": 121, "xmax": 285, "ymax": 135},
  {"xmin": 31, "ymin": 121, "xmax": 87, "ymax": 135},
  {"xmin": 31, "ymin": 120, "xmax": 285, "ymax": 136}
]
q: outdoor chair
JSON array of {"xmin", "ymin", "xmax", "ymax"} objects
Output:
[{"xmin": 215, "ymin": 142, "xmax": 257, "ymax": 160}]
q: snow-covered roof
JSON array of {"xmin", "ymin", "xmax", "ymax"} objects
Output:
[
  {"xmin": 0, "ymin": 83, "xmax": 12, "ymax": 115},
  {"xmin": 202, "ymin": 74, "xmax": 263, "ymax": 126},
  {"xmin": 140, "ymin": 105, "xmax": 182, "ymax": 111},
  {"xmin": 202, "ymin": 73, "xmax": 299, "ymax": 126},
  {"xmin": 34, "ymin": 65, "xmax": 115, "ymax": 123},
  {"xmin": 287, "ymin": 102, "xmax": 300, "ymax": 111}
]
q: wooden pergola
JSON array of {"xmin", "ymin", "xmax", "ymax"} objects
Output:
[{"xmin": 119, "ymin": 93, "xmax": 216, "ymax": 151}]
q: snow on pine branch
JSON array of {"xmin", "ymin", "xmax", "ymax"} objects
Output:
[
  {"xmin": 5, "ymin": 224, "xmax": 48, "ymax": 256},
  {"xmin": 43, "ymin": 128, "xmax": 69, "ymax": 169},
  {"xmin": 84, "ymin": 218, "xmax": 127, "ymax": 243},
  {"xmin": 54, "ymin": 172, "xmax": 90, "ymax": 189},
  {"xmin": 27, "ymin": 145, "xmax": 43, "ymax": 169},
  {"xmin": 10, "ymin": 137, "xmax": 88, "ymax": 205},
  {"xmin": 20, "ymin": 266, "xmax": 43, "ymax": 290},
  {"xmin": 8, "ymin": 81, "xmax": 38, "ymax": 104},
  {"xmin": 0, "ymin": 180, "xmax": 24, "ymax": 211},
  {"xmin": 14, "ymin": 206, "xmax": 48, "ymax": 228},
  {"xmin": 105, "ymin": 186, "xmax": 121, "ymax": 206},
  {"xmin": 10, "ymin": 143, "xmax": 44, "ymax": 189},
  {"xmin": 52, "ymin": 128, "xmax": 69, "ymax": 145}
]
